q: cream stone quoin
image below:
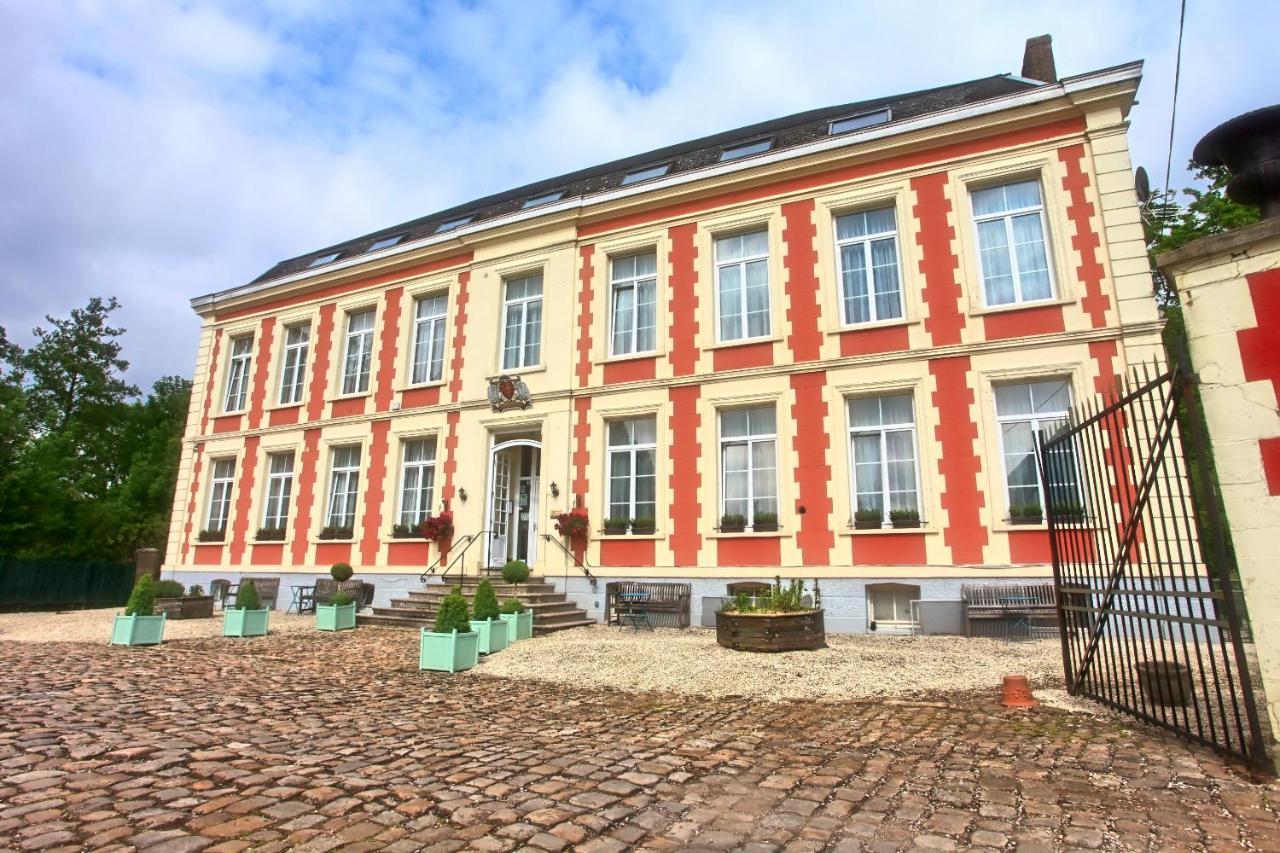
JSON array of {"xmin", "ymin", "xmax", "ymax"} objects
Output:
[{"xmin": 166, "ymin": 37, "xmax": 1171, "ymax": 635}]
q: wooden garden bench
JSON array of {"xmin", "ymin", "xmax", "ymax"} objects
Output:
[
  {"xmin": 605, "ymin": 582, "xmax": 691, "ymax": 629},
  {"xmin": 962, "ymin": 583, "xmax": 1057, "ymax": 639}
]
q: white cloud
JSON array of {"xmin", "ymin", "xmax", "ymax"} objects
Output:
[{"xmin": 0, "ymin": 0, "xmax": 1276, "ymax": 389}]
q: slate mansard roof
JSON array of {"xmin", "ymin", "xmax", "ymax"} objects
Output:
[{"xmin": 247, "ymin": 73, "xmax": 1050, "ymax": 288}]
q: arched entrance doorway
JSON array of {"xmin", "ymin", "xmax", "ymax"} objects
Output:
[{"xmin": 484, "ymin": 434, "xmax": 541, "ymax": 569}]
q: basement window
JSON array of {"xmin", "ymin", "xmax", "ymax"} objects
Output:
[
  {"xmin": 720, "ymin": 138, "xmax": 773, "ymax": 161},
  {"xmin": 621, "ymin": 164, "xmax": 671, "ymax": 186},
  {"xmin": 829, "ymin": 109, "xmax": 892, "ymax": 136},
  {"xmin": 435, "ymin": 216, "xmax": 473, "ymax": 234},
  {"xmin": 369, "ymin": 235, "xmax": 404, "ymax": 251},
  {"xmin": 308, "ymin": 252, "xmax": 340, "ymax": 268},
  {"xmin": 523, "ymin": 190, "xmax": 565, "ymax": 209}
]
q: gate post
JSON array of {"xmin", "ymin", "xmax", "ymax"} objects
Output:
[{"xmin": 134, "ymin": 548, "xmax": 162, "ymax": 582}]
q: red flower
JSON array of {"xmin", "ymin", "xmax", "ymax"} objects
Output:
[
  {"xmin": 553, "ymin": 507, "xmax": 590, "ymax": 540},
  {"xmin": 417, "ymin": 510, "xmax": 454, "ymax": 543}
]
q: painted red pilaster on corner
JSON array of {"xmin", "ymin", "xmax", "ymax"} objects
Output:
[
  {"xmin": 1089, "ymin": 340, "xmax": 1120, "ymax": 395},
  {"xmin": 851, "ymin": 534, "xmax": 927, "ymax": 566},
  {"xmin": 373, "ymin": 287, "xmax": 403, "ymax": 412},
  {"xmin": 668, "ymin": 385, "xmax": 702, "ymax": 566},
  {"xmin": 181, "ymin": 443, "xmax": 204, "ymax": 563},
  {"xmin": 838, "ymin": 324, "xmax": 910, "ymax": 357},
  {"xmin": 1089, "ymin": 340, "xmax": 1141, "ymax": 553},
  {"xmin": 1236, "ymin": 269, "xmax": 1280, "ymax": 494},
  {"xmin": 913, "ymin": 172, "xmax": 965, "ymax": 347},
  {"xmin": 305, "ymin": 304, "xmax": 337, "ymax": 423},
  {"xmin": 227, "ymin": 435, "xmax": 260, "ymax": 564},
  {"xmin": 441, "ymin": 410, "xmax": 460, "ymax": 501},
  {"xmin": 600, "ymin": 538, "xmax": 656, "ymax": 567},
  {"xmin": 214, "ymin": 251, "xmax": 473, "ymax": 322},
  {"xmin": 447, "ymin": 272, "xmax": 471, "ymax": 404},
  {"xmin": 1058, "ymin": 144, "xmax": 1111, "ymax": 328},
  {"xmin": 716, "ymin": 536, "xmax": 782, "ymax": 567},
  {"xmin": 712, "ymin": 341, "xmax": 774, "ymax": 371},
  {"xmin": 789, "ymin": 371, "xmax": 834, "ymax": 566},
  {"xmin": 289, "ymin": 429, "xmax": 322, "ymax": 566},
  {"xmin": 603, "ymin": 357, "xmax": 657, "ymax": 384},
  {"xmin": 929, "ymin": 357, "xmax": 987, "ymax": 564},
  {"xmin": 247, "ymin": 317, "xmax": 275, "ymax": 429},
  {"xmin": 667, "ymin": 223, "xmax": 700, "ymax": 376},
  {"xmin": 781, "ymin": 199, "xmax": 823, "ymax": 362},
  {"xmin": 572, "ymin": 397, "xmax": 591, "ymax": 500},
  {"xmin": 982, "ymin": 304, "xmax": 1065, "ymax": 340},
  {"xmin": 576, "ymin": 245, "xmax": 595, "ymax": 388},
  {"xmin": 199, "ymin": 330, "xmax": 224, "ymax": 434},
  {"xmin": 360, "ymin": 420, "xmax": 392, "ymax": 565}
]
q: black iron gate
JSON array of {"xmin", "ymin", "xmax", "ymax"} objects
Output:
[{"xmin": 1039, "ymin": 363, "xmax": 1270, "ymax": 770}]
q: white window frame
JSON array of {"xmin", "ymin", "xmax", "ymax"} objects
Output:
[
  {"xmin": 261, "ymin": 452, "xmax": 294, "ymax": 530},
  {"xmin": 605, "ymin": 417, "xmax": 658, "ymax": 522},
  {"xmin": 834, "ymin": 207, "xmax": 903, "ymax": 326},
  {"xmin": 277, "ymin": 323, "xmax": 310, "ymax": 406},
  {"xmin": 398, "ymin": 438, "xmax": 438, "ymax": 528},
  {"xmin": 340, "ymin": 309, "xmax": 375, "ymax": 395},
  {"xmin": 223, "ymin": 335, "xmax": 253, "ymax": 412},
  {"xmin": 714, "ymin": 230, "xmax": 772, "ymax": 344},
  {"xmin": 325, "ymin": 445, "xmax": 362, "ymax": 531},
  {"xmin": 867, "ymin": 583, "xmax": 920, "ymax": 627},
  {"xmin": 205, "ymin": 458, "xmax": 236, "ymax": 533},
  {"xmin": 994, "ymin": 379, "xmax": 1078, "ymax": 517},
  {"xmin": 970, "ymin": 178, "xmax": 1056, "ymax": 307},
  {"xmin": 848, "ymin": 394, "xmax": 922, "ymax": 526},
  {"xmin": 500, "ymin": 274, "xmax": 543, "ymax": 370},
  {"xmin": 608, "ymin": 252, "xmax": 658, "ymax": 357},
  {"xmin": 718, "ymin": 406, "xmax": 778, "ymax": 528},
  {"xmin": 410, "ymin": 294, "xmax": 448, "ymax": 385}
]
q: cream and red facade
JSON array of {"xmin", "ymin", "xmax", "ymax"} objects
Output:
[{"xmin": 165, "ymin": 61, "xmax": 1161, "ymax": 631}]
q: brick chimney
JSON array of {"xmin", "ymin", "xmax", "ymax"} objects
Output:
[{"xmin": 1021, "ymin": 34, "xmax": 1058, "ymax": 83}]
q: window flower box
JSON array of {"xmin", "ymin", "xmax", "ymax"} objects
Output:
[
  {"xmin": 719, "ymin": 514, "xmax": 747, "ymax": 534},
  {"xmin": 889, "ymin": 509, "xmax": 920, "ymax": 529},
  {"xmin": 197, "ymin": 528, "xmax": 226, "ymax": 543},
  {"xmin": 318, "ymin": 525, "xmax": 354, "ymax": 540}
]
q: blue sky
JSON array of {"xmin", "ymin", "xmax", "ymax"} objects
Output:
[{"xmin": 2, "ymin": 0, "xmax": 1276, "ymax": 389}]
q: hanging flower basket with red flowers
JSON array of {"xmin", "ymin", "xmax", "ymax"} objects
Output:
[
  {"xmin": 418, "ymin": 511, "xmax": 455, "ymax": 543},
  {"xmin": 553, "ymin": 507, "xmax": 590, "ymax": 541}
]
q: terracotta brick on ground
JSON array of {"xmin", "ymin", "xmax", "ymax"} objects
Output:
[{"xmin": 0, "ymin": 628, "xmax": 1276, "ymax": 851}]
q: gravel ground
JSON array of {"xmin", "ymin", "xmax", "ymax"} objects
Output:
[
  {"xmin": 0, "ymin": 608, "xmax": 317, "ymax": 643},
  {"xmin": 478, "ymin": 625, "xmax": 1067, "ymax": 702}
]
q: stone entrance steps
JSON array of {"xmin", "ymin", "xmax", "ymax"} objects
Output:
[{"xmin": 356, "ymin": 575, "xmax": 594, "ymax": 634}]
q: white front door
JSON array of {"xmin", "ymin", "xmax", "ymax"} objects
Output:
[{"xmin": 488, "ymin": 450, "xmax": 513, "ymax": 568}]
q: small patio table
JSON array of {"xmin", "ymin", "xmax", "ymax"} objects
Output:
[
  {"xmin": 999, "ymin": 594, "xmax": 1038, "ymax": 640},
  {"xmin": 291, "ymin": 584, "xmax": 317, "ymax": 614},
  {"xmin": 617, "ymin": 591, "xmax": 653, "ymax": 631}
]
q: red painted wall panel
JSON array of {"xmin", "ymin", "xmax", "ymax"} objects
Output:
[
  {"xmin": 667, "ymin": 223, "xmax": 700, "ymax": 377},
  {"xmin": 790, "ymin": 371, "xmax": 834, "ymax": 565},
  {"xmin": 250, "ymin": 543, "xmax": 284, "ymax": 566},
  {"xmin": 315, "ymin": 543, "xmax": 352, "ymax": 566},
  {"xmin": 600, "ymin": 538, "xmax": 657, "ymax": 567},
  {"xmin": 331, "ymin": 396, "xmax": 366, "ymax": 418},
  {"xmin": 602, "ymin": 357, "xmax": 657, "ymax": 384},
  {"xmin": 668, "ymin": 385, "xmax": 702, "ymax": 566},
  {"xmin": 211, "ymin": 415, "xmax": 242, "ymax": 434},
  {"xmin": 838, "ymin": 324, "xmax": 910, "ymax": 357},
  {"xmin": 268, "ymin": 406, "xmax": 300, "ymax": 427},
  {"xmin": 851, "ymin": 534, "xmax": 927, "ymax": 566},
  {"xmin": 388, "ymin": 541, "xmax": 431, "ymax": 566},
  {"xmin": 716, "ymin": 536, "xmax": 782, "ymax": 567},
  {"xmin": 982, "ymin": 304, "xmax": 1065, "ymax": 341},
  {"xmin": 401, "ymin": 386, "xmax": 441, "ymax": 408},
  {"xmin": 1007, "ymin": 530, "xmax": 1053, "ymax": 564},
  {"xmin": 193, "ymin": 545, "xmax": 223, "ymax": 566},
  {"xmin": 781, "ymin": 199, "xmax": 823, "ymax": 362},
  {"xmin": 712, "ymin": 341, "xmax": 774, "ymax": 371},
  {"xmin": 928, "ymin": 356, "xmax": 987, "ymax": 563}
]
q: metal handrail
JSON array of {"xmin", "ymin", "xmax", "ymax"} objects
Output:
[
  {"xmin": 418, "ymin": 549, "xmax": 449, "ymax": 584},
  {"xmin": 541, "ymin": 533, "xmax": 597, "ymax": 588}
]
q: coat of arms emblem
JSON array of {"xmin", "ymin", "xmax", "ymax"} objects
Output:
[{"xmin": 487, "ymin": 374, "xmax": 532, "ymax": 412}]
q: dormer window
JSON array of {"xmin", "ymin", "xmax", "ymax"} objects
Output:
[
  {"xmin": 621, "ymin": 164, "xmax": 670, "ymax": 186},
  {"xmin": 369, "ymin": 235, "xmax": 403, "ymax": 251},
  {"xmin": 522, "ymin": 190, "xmax": 565, "ymax": 209},
  {"xmin": 308, "ymin": 252, "xmax": 340, "ymax": 268},
  {"xmin": 720, "ymin": 138, "xmax": 772, "ymax": 161},
  {"xmin": 829, "ymin": 109, "xmax": 891, "ymax": 135},
  {"xmin": 435, "ymin": 216, "xmax": 472, "ymax": 234}
]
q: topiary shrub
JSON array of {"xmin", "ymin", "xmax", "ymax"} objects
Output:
[
  {"xmin": 330, "ymin": 562, "xmax": 354, "ymax": 582},
  {"xmin": 234, "ymin": 579, "xmax": 261, "ymax": 611},
  {"xmin": 187, "ymin": 584, "xmax": 204, "ymax": 597},
  {"xmin": 434, "ymin": 586, "xmax": 470, "ymax": 634},
  {"xmin": 473, "ymin": 579, "xmax": 500, "ymax": 622},
  {"xmin": 124, "ymin": 575, "xmax": 156, "ymax": 617},
  {"xmin": 501, "ymin": 559, "xmax": 530, "ymax": 589},
  {"xmin": 500, "ymin": 598, "xmax": 525, "ymax": 615},
  {"xmin": 154, "ymin": 579, "xmax": 185, "ymax": 598}
]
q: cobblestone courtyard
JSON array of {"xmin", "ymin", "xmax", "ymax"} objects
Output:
[{"xmin": 1, "ymin": 629, "xmax": 1277, "ymax": 852}]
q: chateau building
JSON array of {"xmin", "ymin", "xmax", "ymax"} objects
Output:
[{"xmin": 165, "ymin": 38, "xmax": 1159, "ymax": 633}]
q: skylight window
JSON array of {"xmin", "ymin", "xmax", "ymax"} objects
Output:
[
  {"xmin": 829, "ymin": 109, "xmax": 892, "ymax": 136},
  {"xmin": 369, "ymin": 235, "xmax": 403, "ymax": 251},
  {"xmin": 621, "ymin": 164, "xmax": 671, "ymax": 186},
  {"xmin": 522, "ymin": 190, "xmax": 565, "ymax": 209},
  {"xmin": 720, "ymin": 138, "xmax": 773, "ymax": 161},
  {"xmin": 435, "ymin": 216, "xmax": 473, "ymax": 234},
  {"xmin": 308, "ymin": 252, "xmax": 340, "ymax": 268}
]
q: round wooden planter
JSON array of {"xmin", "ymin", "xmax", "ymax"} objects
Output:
[{"xmin": 715, "ymin": 609, "xmax": 826, "ymax": 652}]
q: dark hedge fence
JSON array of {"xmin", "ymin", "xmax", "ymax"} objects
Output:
[{"xmin": 0, "ymin": 557, "xmax": 134, "ymax": 612}]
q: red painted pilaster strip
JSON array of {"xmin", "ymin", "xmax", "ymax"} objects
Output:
[
  {"xmin": 1237, "ymin": 270, "xmax": 1280, "ymax": 494},
  {"xmin": 305, "ymin": 304, "xmax": 337, "ymax": 423},
  {"xmin": 199, "ymin": 329, "xmax": 224, "ymax": 434},
  {"xmin": 1089, "ymin": 340, "xmax": 1140, "ymax": 551},
  {"xmin": 667, "ymin": 223, "xmax": 700, "ymax": 377},
  {"xmin": 928, "ymin": 356, "xmax": 987, "ymax": 563},
  {"xmin": 982, "ymin": 304, "xmax": 1065, "ymax": 340},
  {"xmin": 572, "ymin": 397, "xmax": 591, "ymax": 500},
  {"xmin": 247, "ymin": 317, "xmax": 275, "ymax": 429},
  {"xmin": 668, "ymin": 385, "xmax": 702, "ymax": 566},
  {"xmin": 447, "ymin": 272, "xmax": 471, "ymax": 404},
  {"xmin": 289, "ymin": 429, "xmax": 322, "ymax": 566},
  {"xmin": 781, "ymin": 199, "xmax": 823, "ymax": 362},
  {"xmin": 913, "ymin": 172, "xmax": 965, "ymax": 347},
  {"xmin": 181, "ymin": 443, "xmax": 204, "ymax": 564},
  {"xmin": 227, "ymin": 435, "xmax": 260, "ymax": 564},
  {"xmin": 789, "ymin": 371, "xmax": 834, "ymax": 565},
  {"xmin": 576, "ymin": 245, "xmax": 595, "ymax": 388},
  {"xmin": 441, "ymin": 410, "xmax": 460, "ymax": 501},
  {"xmin": 360, "ymin": 420, "xmax": 392, "ymax": 565},
  {"xmin": 373, "ymin": 287, "xmax": 404, "ymax": 412},
  {"xmin": 1058, "ymin": 144, "xmax": 1111, "ymax": 328}
]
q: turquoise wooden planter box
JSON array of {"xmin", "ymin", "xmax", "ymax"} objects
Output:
[
  {"xmin": 111, "ymin": 613, "xmax": 166, "ymax": 646},
  {"xmin": 498, "ymin": 612, "xmax": 519, "ymax": 644},
  {"xmin": 470, "ymin": 618, "xmax": 508, "ymax": 654},
  {"xmin": 223, "ymin": 608, "xmax": 270, "ymax": 637},
  {"xmin": 316, "ymin": 602, "xmax": 356, "ymax": 631},
  {"xmin": 419, "ymin": 628, "xmax": 479, "ymax": 672},
  {"xmin": 513, "ymin": 609, "xmax": 534, "ymax": 640}
]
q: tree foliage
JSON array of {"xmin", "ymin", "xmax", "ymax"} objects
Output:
[{"xmin": 0, "ymin": 298, "xmax": 190, "ymax": 561}]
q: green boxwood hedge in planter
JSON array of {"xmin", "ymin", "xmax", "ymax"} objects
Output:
[
  {"xmin": 111, "ymin": 575, "xmax": 167, "ymax": 646},
  {"xmin": 498, "ymin": 597, "xmax": 532, "ymax": 642},
  {"xmin": 419, "ymin": 586, "xmax": 478, "ymax": 672},
  {"xmin": 223, "ymin": 580, "xmax": 270, "ymax": 637},
  {"xmin": 469, "ymin": 579, "xmax": 507, "ymax": 654},
  {"xmin": 316, "ymin": 591, "xmax": 357, "ymax": 631}
]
